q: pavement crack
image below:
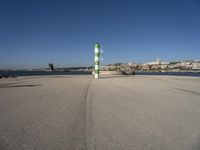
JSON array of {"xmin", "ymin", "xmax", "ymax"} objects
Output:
[
  {"xmin": 84, "ymin": 79, "xmax": 92, "ymax": 100},
  {"xmin": 173, "ymin": 88, "xmax": 200, "ymax": 96},
  {"xmin": 83, "ymin": 79, "xmax": 93, "ymax": 150},
  {"xmin": 84, "ymin": 79, "xmax": 97, "ymax": 150}
]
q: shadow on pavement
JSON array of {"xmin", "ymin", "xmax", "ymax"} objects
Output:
[
  {"xmin": 0, "ymin": 84, "xmax": 43, "ymax": 88},
  {"xmin": 99, "ymin": 75, "xmax": 133, "ymax": 79}
]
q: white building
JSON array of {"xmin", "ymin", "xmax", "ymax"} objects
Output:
[
  {"xmin": 145, "ymin": 58, "xmax": 169, "ymax": 65},
  {"xmin": 193, "ymin": 63, "xmax": 200, "ymax": 70}
]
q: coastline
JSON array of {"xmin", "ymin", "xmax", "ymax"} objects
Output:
[{"xmin": 1, "ymin": 70, "xmax": 200, "ymax": 78}]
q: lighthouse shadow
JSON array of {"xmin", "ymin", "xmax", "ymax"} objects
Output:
[{"xmin": 100, "ymin": 75, "xmax": 131, "ymax": 79}]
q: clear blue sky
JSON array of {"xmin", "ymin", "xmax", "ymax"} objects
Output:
[{"xmin": 0, "ymin": 0, "xmax": 200, "ymax": 69}]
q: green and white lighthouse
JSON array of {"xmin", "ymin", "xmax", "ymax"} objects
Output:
[{"xmin": 94, "ymin": 43, "xmax": 101, "ymax": 79}]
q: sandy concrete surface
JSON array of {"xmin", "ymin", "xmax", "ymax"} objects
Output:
[{"xmin": 0, "ymin": 75, "xmax": 200, "ymax": 150}]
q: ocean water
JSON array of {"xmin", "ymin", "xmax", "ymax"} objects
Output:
[
  {"xmin": 0, "ymin": 70, "xmax": 200, "ymax": 77},
  {"xmin": 0, "ymin": 70, "xmax": 92, "ymax": 77}
]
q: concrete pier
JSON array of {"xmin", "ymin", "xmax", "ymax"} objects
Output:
[{"xmin": 0, "ymin": 75, "xmax": 200, "ymax": 150}]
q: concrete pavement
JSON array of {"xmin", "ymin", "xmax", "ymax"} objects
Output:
[
  {"xmin": 0, "ymin": 76, "xmax": 92, "ymax": 150},
  {"xmin": 0, "ymin": 75, "xmax": 200, "ymax": 150},
  {"xmin": 87, "ymin": 75, "xmax": 200, "ymax": 150}
]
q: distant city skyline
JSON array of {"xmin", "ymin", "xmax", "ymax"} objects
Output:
[
  {"xmin": 0, "ymin": 0, "xmax": 200, "ymax": 69},
  {"xmin": 1, "ymin": 58, "xmax": 200, "ymax": 70}
]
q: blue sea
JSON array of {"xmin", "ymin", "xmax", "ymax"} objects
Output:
[
  {"xmin": 0, "ymin": 70, "xmax": 200, "ymax": 77},
  {"xmin": 0, "ymin": 70, "xmax": 91, "ymax": 77}
]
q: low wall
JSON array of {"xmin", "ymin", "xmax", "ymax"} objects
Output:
[{"xmin": 92, "ymin": 71, "xmax": 125, "ymax": 75}]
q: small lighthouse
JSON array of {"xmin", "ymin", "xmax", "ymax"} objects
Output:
[{"xmin": 94, "ymin": 43, "xmax": 101, "ymax": 79}]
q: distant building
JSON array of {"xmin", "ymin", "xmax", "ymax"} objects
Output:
[
  {"xmin": 48, "ymin": 63, "xmax": 54, "ymax": 71},
  {"xmin": 193, "ymin": 63, "xmax": 200, "ymax": 70},
  {"xmin": 127, "ymin": 62, "xmax": 138, "ymax": 67},
  {"xmin": 105, "ymin": 59, "xmax": 199, "ymax": 72},
  {"xmin": 145, "ymin": 58, "xmax": 164, "ymax": 65},
  {"xmin": 161, "ymin": 62, "xmax": 170, "ymax": 65},
  {"xmin": 156, "ymin": 58, "xmax": 161, "ymax": 65}
]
